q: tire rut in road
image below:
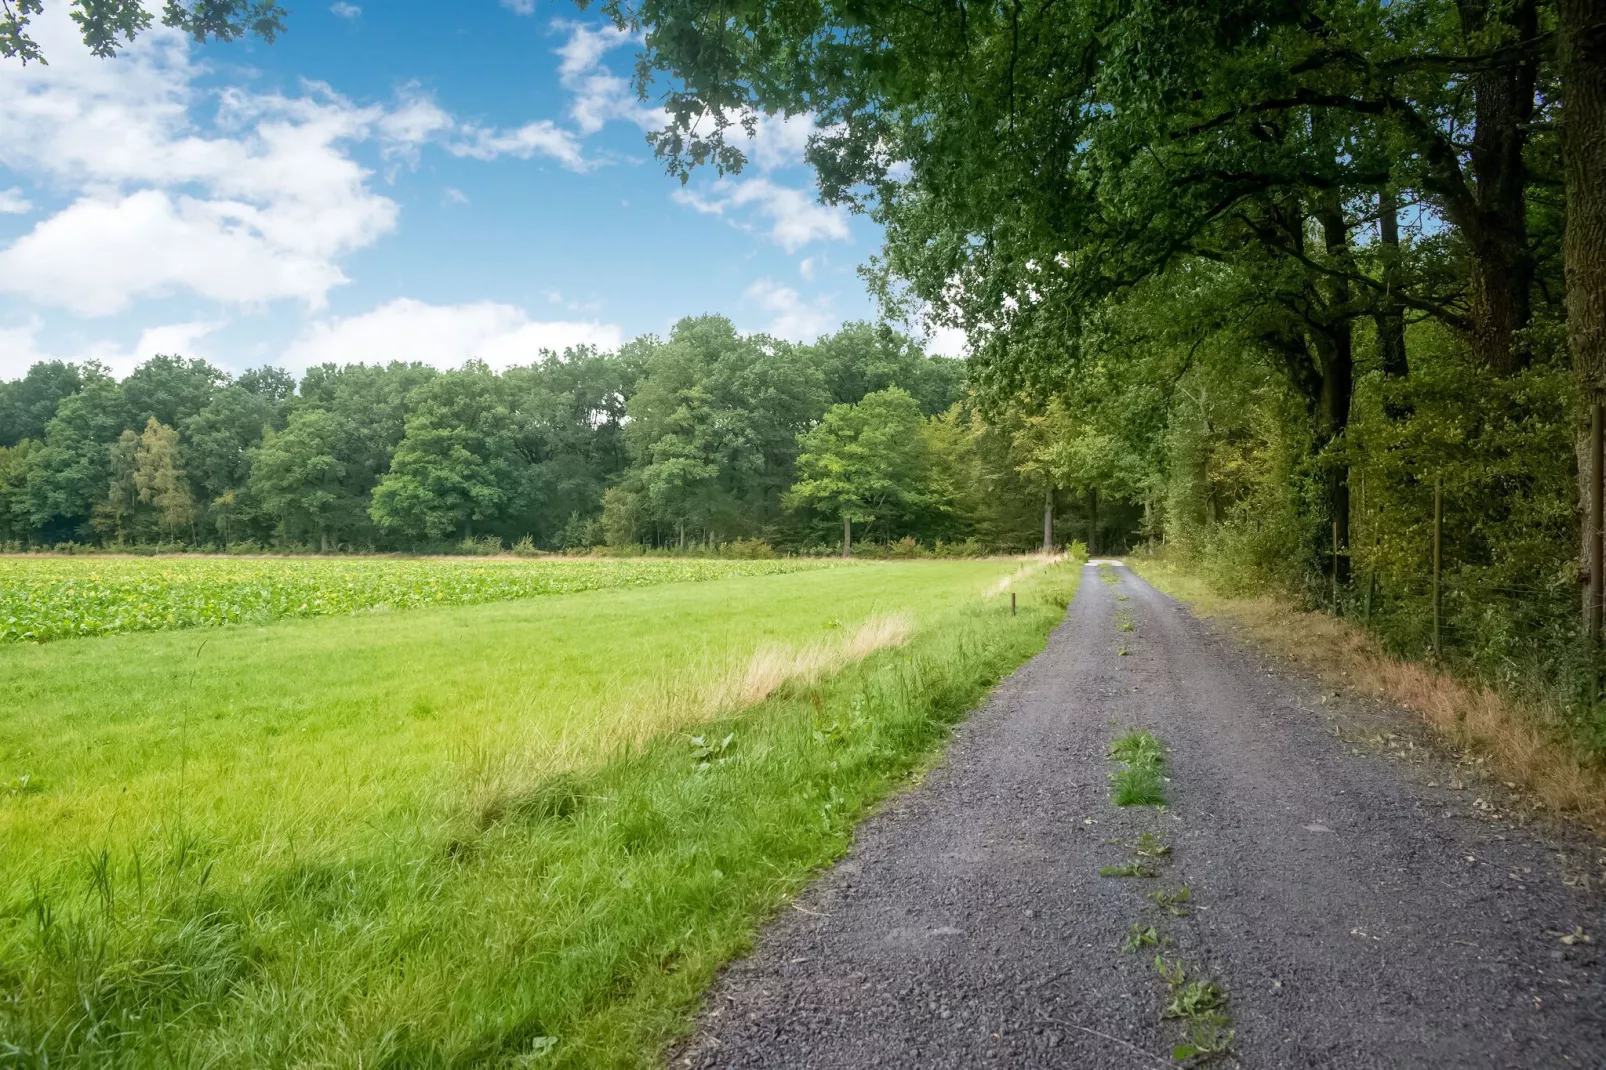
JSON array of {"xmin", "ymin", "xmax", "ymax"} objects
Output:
[{"xmin": 677, "ymin": 563, "xmax": 1605, "ymax": 1069}]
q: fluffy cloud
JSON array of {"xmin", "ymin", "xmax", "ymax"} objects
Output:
[
  {"xmin": 0, "ymin": 188, "xmax": 30, "ymax": 214},
  {"xmin": 554, "ymin": 22, "xmax": 663, "ymax": 134},
  {"xmin": 743, "ymin": 279, "xmax": 837, "ymax": 341},
  {"xmin": 0, "ymin": 10, "xmax": 595, "ymax": 320},
  {"xmin": 0, "ymin": 14, "xmax": 405, "ymax": 316},
  {"xmin": 675, "ymin": 178, "xmax": 850, "ymax": 253},
  {"xmin": 330, "ymin": 3, "xmax": 362, "ymax": 20},
  {"xmin": 0, "ymin": 318, "xmax": 221, "ymax": 380},
  {"xmin": 282, "ymin": 298, "xmax": 624, "ymax": 372},
  {"xmin": 448, "ymin": 119, "xmax": 586, "ymax": 169}
]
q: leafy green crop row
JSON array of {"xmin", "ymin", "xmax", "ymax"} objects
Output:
[{"xmin": 0, "ymin": 557, "xmax": 838, "ymax": 643}]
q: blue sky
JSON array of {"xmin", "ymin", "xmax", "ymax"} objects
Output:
[{"xmin": 0, "ymin": 1, "xmax": 948, "ymax": 380}]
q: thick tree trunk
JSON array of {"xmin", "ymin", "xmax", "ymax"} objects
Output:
[
  {"xmin": 842, "ymin": 513, "xmax": 852, "ymax": 558},
  {"xmin": 1376, "ymin": 186, "xmax": 1409, "ymax": 382},
  {"xmin": 1561, "ymin": 0, "xmax": 1606, "ymax": 634},
  {"xmin": 1043, "ymin": 484, "xmax": 1054, "ymax": 552},
  {"xmin": 1316, "ymin": 196, "xmax": 1355, "ymax": 584},
  {"xmin": 1458, "ymin": 0, "xmax": 1539, "ymax": 375}
]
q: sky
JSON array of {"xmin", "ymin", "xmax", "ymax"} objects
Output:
[{"xmin": 0, "ymin": 1, "xmax": 953, "ymax": 381}]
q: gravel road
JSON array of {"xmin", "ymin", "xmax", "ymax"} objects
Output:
[{"xmin": 679, "ymin": 561, "xmax": 1606, "ymax": 1068}]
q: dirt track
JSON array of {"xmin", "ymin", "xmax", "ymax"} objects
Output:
[{"xmin": 679, "ymin": 562, "xmax": 1606, "ymax": 1068}]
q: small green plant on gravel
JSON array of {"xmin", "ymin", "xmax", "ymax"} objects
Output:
[
  {"xmin": 1112, "ymin": 764, "xmax": 1168, "ymax": 807},
  {"xmin": 1118, "ymin": 645, "xmax": 1130, "ymax": 656},
  {"xmin": 1109, "ymin": 728, "xmax": 1169, "ymax": 806},
  {"xmin": 1115, "ymin": 593, "xmax": 1130, "ymax": 601},
  {"xmin": 1149, "ymin": 887, "xmax": 1192, "ymax": 916},
  {"xmin": 1123, "ymin": 924, "xmax": 1162, "ymax": 951},
  {"xmin": 1099, "ymin": 861, "xmax": 1159, "ymax": 878},
  {"xmin": 1115, "ymin": 613, "xmax": 1135, "ymax": 632},
  {"xmin": 1110, "ymin": 729, "xmax": 1165, "ymax": 766},
  {"xmin": 1134, "ymin": 830, "xmax": 1171, "ymax": 858},
  {"xmin": 1098, "ymin": 565, "xmax": 1120, "ymax": 585},
  {"xmin": 1154, "ymin": 957, "xmax": 1234, "ymax": 1062}
]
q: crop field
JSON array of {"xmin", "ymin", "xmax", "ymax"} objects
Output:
[
  {"xmin": 0, "ymin": 556, "xmax": 1076, "ymax": 1068},
  {"xmin": 0, "ymin": 556, "xmax": 836, "ymax": 644}
]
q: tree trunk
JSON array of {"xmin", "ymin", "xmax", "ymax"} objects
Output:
[
  {"xmin": 842, "ymin": 513, "xmax": 852, "ymax": 559},
  {"xmin": 1457, "ymin": 0, "xmax": 1539, "ymax": 375},
  {"xmin": 1561, "ymin": 0, "xmax": 1606, "ymax": 634},
  {"xmin": 1042, "ymin": 484, "xmax": 1054, "ymax": 552},
  {"xmin": 1088, "ymin": 488, "xmax": 1098, "ymax": 555},
  {"xmin": 1376, "ymin": 186, "xmax": 1408, "ymax": 382},
  {"xmin": 1310, "ymin": 194, "xmax": 1356, "ymax": 583}
]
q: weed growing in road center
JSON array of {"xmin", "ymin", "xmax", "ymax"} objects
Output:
[
  {"xmin": 1100, "ymin": 861, "xmax": 1158, "ymax": 878},
  {"xmin": 1123, "ymin": 924, "xmax": 1161, "ymax": 950},
  {"xmin": 1148, "ymin": 887, "xmax": 1192, "ymax": 916},
  {"xmin": 1116, "ymin": 613, "xmax": 1135, "ymax": 632},
  {"xmin": 1109, "ymin": 728, "xmax": 1169, "ymax": 807},
  {"xmin": 1154, "ymin": 957, "xmax": 1234, "ymax": 1062},
  {"xmin": 1112, "ymin": 765, "xmax": 1167, "ymax": 806},
  {"xmin": 1110, "ymin": 729, "xmax": 1165, "ymax": 766}
]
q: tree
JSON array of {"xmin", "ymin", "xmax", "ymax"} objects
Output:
[
  {"xmin": 22, "ymin": 370, "xmax": 130, "ymax": 541},
  {"xmin": 182, "ymin": 385, "xmax": 278, "ymax": 540},
  {"xmin": 787, "ymin": 387, "xmax": 930, "ymax": 556},
  {"xmin": 131, "ymin": 418, "xmax": 194, "ymax": 541},
  {"xmin": 2, "ymin": 0, "xmax": 285, "ymax": 64},
  {"xmin": 249, "ymin": 409, "xmax": 362, "ymax": 551},
  {"xmin": 370, "ymin": 365, "xmax": 524, "ymax": 543},
  {"xmin": 0, "ymin": 361, "xmax": 82, "ymax": 447}
]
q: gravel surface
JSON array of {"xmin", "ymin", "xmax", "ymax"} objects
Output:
[{"xmin": 678, "ymin": 562, "xmax": 1606, "ymax": 1068}]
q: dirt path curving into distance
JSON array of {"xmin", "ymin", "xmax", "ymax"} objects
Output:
[{"xmin": 678, "ymin": 561, "xmax": 1606, "ymax": 1068}]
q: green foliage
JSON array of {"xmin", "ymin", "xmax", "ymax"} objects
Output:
[
  {"xmin": 0, "ymin": 557, "xmax": 835, "ymax": 643},
  {"xmin": 788, "ymin": 387, "xmax": 931, "ymax": 548},
  {"xmin": 1109, "ymin": 727, "xmax": 1168, "ymax": 807}
]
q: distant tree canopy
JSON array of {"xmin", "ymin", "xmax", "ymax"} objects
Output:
[{"xmin": 0, "ymin": 318, "xmax": 1129, "ymax": 555}]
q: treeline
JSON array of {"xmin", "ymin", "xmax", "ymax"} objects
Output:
[
  {"xmin": 0, "ymin": 317, "xmax": 1133, "ymax": 556},
  {"xmin": 625, "ymin": 0, "xmax": 1606, "ymax": 709}
]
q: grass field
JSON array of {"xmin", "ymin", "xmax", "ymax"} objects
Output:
[
  {"xmin": 0, "ymin": 556, "xmax": 834, "ymax": 643},
  {"xmin": 0, "ymin": 558, "xmax": 1076, "ymax": 1068}
]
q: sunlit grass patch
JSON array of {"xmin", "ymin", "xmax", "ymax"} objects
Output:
[{"xmin": 0, "ymin": 559, "xmax": 1078, "ymax": 1066}]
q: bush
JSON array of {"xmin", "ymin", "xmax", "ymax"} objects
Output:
[
  {"xmin": 725, "ymin": 537, "xmax": 777, "ymax": 559},
  {"xmin": 457, "ymin": 535, "xmax": 505, "ymax": 556}
]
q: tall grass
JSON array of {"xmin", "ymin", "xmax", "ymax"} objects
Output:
[{"xmin": 0, "ymin": 560, "xmax": 1077, "ymax": 1067}]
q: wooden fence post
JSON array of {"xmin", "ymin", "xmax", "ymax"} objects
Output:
[{"xmin": 1432, "ymin": 474, "xmax": 1442, "ymax": 658}]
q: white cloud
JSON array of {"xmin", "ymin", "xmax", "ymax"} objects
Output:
[
  {"xmin": 0, "ymin": 10, "xmax": 596, "ymax": 319},
  {"xmin": 553, "ymin": 22, "xmax": 662, "ymax": 135},
  {"xmin": 502, "ymin": 0, "xmax": 538, "ymax": 13},
  {"xmin": 675, "ymin": 177, "xmax": 850, "ymax": 252},
  {"xmin": 0, "ymin": 318, "xmax": 221, "ymax": 380},
  {"xmin": 448, "ymin": 119, "xmax": 586, "ymax": 170},
  {"xmin": 443, "ymin": 186, "xmax": 469, "ymax": 205},
  {"xmin": 743, "ymin": 279, "xmax": 837, "ymax": 341},
  {"xmin": 282, "ymin": 298, "xmax": 624, "ymax": 372},
  {"xmin": 0, "ymin": 187, "xmax": 30, "ymax": 214},
  {"xmin": 330, "ymin": 3, "xmax": 362, "ymax": 19},
  {"xmin": 923, "ymin": 324, "xmax": 968, "ymax": 358},
  {"xmin": 0, "ymin": 12, "xmax": 401, "ymax": 316},
  {"xmin": 799, "ymin": 257, "xmax": 817, "ymax": 281}
]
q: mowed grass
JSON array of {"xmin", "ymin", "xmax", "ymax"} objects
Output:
[
  {"xmin": 0, "ymin": 556, "xmax": 834, "ymax": 643},
  {"xmin": 0, "ymin": 559, "xmax": 1078, "ymax": 1068}
]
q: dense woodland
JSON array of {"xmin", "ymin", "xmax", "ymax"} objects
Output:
[
  {"xmin": 606, "ymin": 0, "xmax": 1606, "ymax": 712},
  {"xmin": 0, "ymin": 319, "xmax": 1144, "ymax": 558}
]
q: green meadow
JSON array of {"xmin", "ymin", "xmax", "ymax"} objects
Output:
[{"xmin": 0, "ymin": 558, "xmax": 1076, "ymax": 1068}]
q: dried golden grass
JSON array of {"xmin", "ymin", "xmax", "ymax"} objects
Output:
[
  {"xmin": 985, "ymin": 552, "xmax": 1069, "ymax": 597},
  {"xmin": 470, "ymin": 613, "xmax": 916, "ymax": 818},
  {"xmin": 1140, "ymin": 567, "xmax": 1606, "ymax": 830}
]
